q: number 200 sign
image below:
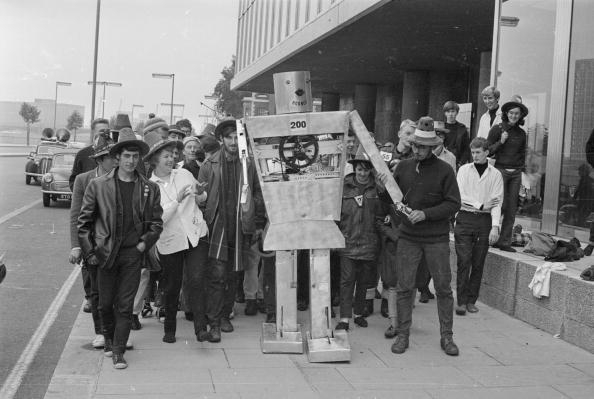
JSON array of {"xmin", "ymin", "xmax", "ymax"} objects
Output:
[{"xmin": 289, "ymin": 119, "xmax": 307, "ymax": 131}]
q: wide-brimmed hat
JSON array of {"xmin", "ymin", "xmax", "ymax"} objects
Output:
[
  {"xmin": 409, "ymin": 117, "xmax": 443, "ymax": 146},
  {"xmin": 90, "ymin": 135, "xmax": 115, "ymax": 158},
  {"xmin": 168, "ymin": 125, "xmax": 187, "ymax": 139},
  {"xmin": 112, "ymin": 114, "xmax": 132, "ymax": 132},
  {"xmin": 214, "ymin": 117, "xmax": 237, "ymax": 139},
  {"xmin": 110, "ymin": 127, "xmax": 149, "ymax": 156},
  {"xmin": 143, "ymin": 131, "xmax": 182, "ymax": 161},
  {"xmin": 143, "ymin": 117, "xmax": 169, "ymax": 135},
  {"xmin": 501, "ymin": 99, "xmax": 529, "ymax": 118}
]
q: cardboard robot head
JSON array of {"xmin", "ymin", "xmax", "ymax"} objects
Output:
[{"xmin": 273, "ymin": 71, "xmax": 313, "ymax": 114}]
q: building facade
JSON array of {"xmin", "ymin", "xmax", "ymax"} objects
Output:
[
  {"xmin": 0, "ymin": 99, "xmax": 85, "ymax": 134},
  {"xmin": 231, "ymin": 0, "xmax": 594, "ymax": 240}
]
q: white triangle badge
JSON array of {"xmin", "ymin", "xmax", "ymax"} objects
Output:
[{"xmin": 354, "ymin": 195, "xmax": 363, "ymax": 207}]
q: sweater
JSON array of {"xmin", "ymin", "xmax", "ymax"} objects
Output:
[
  {"xmin": 391, "ymin": 155, "xmax": 461, "ymax": 243},
  {"xmin": 486, "ymin": 122, "xmax": 527, "ymax": 170},
  {"xmin": 444, "ymin": 121, "xmax": 471, "ymax": 167}
]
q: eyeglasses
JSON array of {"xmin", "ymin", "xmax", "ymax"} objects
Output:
[{"xmin": 98, "ymin": 128, "xmax": 111, "ymax": 134}]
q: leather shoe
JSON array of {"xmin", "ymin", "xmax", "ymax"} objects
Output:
[
  {"xmin": 466, "ymin": 303, "xmax": 479, "ymax": 313},
  {"xmin": 584, "ymin": 244, "xmax": 594, "ymax": 256},
  {"xmin": 440, "ymin": 336, "xmax": 459, "ymax": 356},
  {"xmin": 220, "ymin": 317, "xmax": 234, "ymax": 333},
  {"xmin": 419, "ymin": 291, "xmax": 430, "ymax": 303},
  {"xmin": 83, "ymin": 300, "xmax": 92, "ymax": 313},
  {"xmin": 335, "ymin": 321, "xmax": 349, "ymax": 331},
  {"xmin": 354, "ymin": 316, "xmax": 368, "ymax": 327},
  {"xmin": 384, "ymin": 325, "xmax": 397, "ymax": 339},
  {"xmin": 391, "ymin": 334, "xmax": 409, "ymax": 354},
  {"xmin": 380, "ymin": 298, "xmax": 389, "ymax": 318},
  {"xmin": 196, "ymin": 327, "xmax": 209, "ymax": 342},
  {"xmin": 131, "ymin": 314, "xmax": 141, "ymax": 330},
  {"xmin": 455, "ymin": 305, "xmax": 467, "ymax": 315},
  {"xmin": 103, "ymin": 338, "xmax": 113, "ymax": 358},
  {"xmin": 244, "ymin": 299, "xmax": 258, "ymax": 316},
  {"xmin": 162, "ymin": 332, "xmax": 176, "ymax": 343},
  {"xmin": 265, "ymin": 312, "xmax": 276, "ymax": 323},
  {"xmin": 498, "ymin": 245, "xmax": 517, "ymax": 253},
  {"xmin": 362, "ymin": 299, "xmax": 374, "ymax": 317},
  {"xmin": 208, "ymin": 326, "xmax": 221, "ymax": 343}
]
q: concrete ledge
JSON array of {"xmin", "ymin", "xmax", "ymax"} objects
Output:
[{"xmin": 450, "ymin": 241, "xmax": 594, "ymax": 354}]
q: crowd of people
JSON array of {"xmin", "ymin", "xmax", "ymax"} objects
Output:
[{"xmin": 66, "ymin": 84, "xmax": 531, "ymax": 369}]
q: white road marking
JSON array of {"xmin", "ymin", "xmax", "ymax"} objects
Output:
[
  {"xmin": 0, "ymin": 200, "xmax": 42, "ymax": 226},
  {"xmin": 0, "ymin": 266, "xmax": 80, "ymax": 399}
]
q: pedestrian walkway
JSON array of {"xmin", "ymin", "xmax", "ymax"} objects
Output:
[{"xmin": 44, "ymin": 292, "xmax": 594, "ymax": 399}]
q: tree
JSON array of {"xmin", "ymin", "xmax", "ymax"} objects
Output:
[
  {"xmin": 19, "ymin": 102, "xmax": 41, "ymax": 146},
  {"xmin": 212, "ymin": 56, "xmax": 250, "ymax": 118},
  {"xmin": 67, "ymin": 110, "xmax": 83, "ymax": 141}
]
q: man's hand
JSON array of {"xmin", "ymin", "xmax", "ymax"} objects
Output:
[
  {"xmin": 193, "ymin": 181, "xmax": 208, "ymax": 196},
  {"xmin": 489, "ymin": 226, "xmax": 500, "ymax": 245},
  {"xmin": 483, "ymin": 197, "xmax": 500, "ymax": 210},
  {"xmin": 69, "ymin": 248, "xmax": 82, "ymax": 264},
  {"xmin": 375, "ymin": 172, "xmax": 389, "ymax": 192},
  {"xmin": 136, "ymin": 241, "xmax": 146, "ymax": 253},
  {"xmin": 408, "ymin": 210, "xmax": 426, "ymax": 224},
  {"xmin": 87, "ymin": 254, "xmax": 100, "ymax": 266},
  {"xmin": 500, "ymin": 131, "xmax": 509, "ymax": 144}
]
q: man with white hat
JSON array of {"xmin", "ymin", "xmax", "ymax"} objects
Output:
[{"xmin": 378, "ymin": 116, "xmax": 461, "ymax": 356}]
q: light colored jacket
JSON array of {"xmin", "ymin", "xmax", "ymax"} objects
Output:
[
  {"xmin": 150, "ymin": 168, "xmax": 208, "ymax": 255},
  {"xmin": 477, "ymin": 108, "xmax": 502, "ymax": 139}
]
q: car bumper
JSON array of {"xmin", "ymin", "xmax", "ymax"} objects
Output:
[
  {"xmin": 41, "ymin": 191, "xmax": 71, "ymax": 200},
  {"xmin": 25, "ymin": 172, "xmax": 43, "ymax": 177}
]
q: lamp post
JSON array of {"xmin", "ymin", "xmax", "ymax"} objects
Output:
[
  {"xmin": 88, "ymin": 81, "xmax": 123, "ymax": 118},
  {"xmin": 152, "ymin": 73, "xmax": 175, "ymax": 124},
  {"xmin": 54, "ymin": 81, "xmax": 72, "ymax": 131},
  {"xmin": 131, "ymin": 104, "xmax": 144, "ymax": 125}
]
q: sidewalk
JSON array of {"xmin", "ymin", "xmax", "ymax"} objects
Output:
[{"xmin": 44, "ymin": 293, "xmax": 594, "ymax": 399}]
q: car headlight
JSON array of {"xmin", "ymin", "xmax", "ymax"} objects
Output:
[{"xmin": 42, "ymin": 173, "xmax": 53, "ymax": 183}]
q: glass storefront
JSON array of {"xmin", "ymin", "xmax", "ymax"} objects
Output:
[
  {"xmin": 496, "ymin": 0, "xmax": 557, "ymax": 230},
  {"xmin": 558, "ymin": 0, "xmax": 594, "ymax": 240}
]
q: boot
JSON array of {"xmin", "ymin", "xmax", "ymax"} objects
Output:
[{"xmin": 244, "ymin": 299, "xmax": 257, "ymax": 316}]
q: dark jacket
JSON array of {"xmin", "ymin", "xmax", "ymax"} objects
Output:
[
  {"xmin": 70, "ymin": 167, "xmax": 100, "ymax": 249},
  {"xmin": 487, "ymin": 122, "xmax": 527, "ymax": 170},
  {"xmin": 444, "ymin": 121, "xmax": 471, "ymax": 168},
  {"xmin": 390, "ymin": 155, "xmax": 461, "ymax": 243},
  {"xmin": 78, "ymin": 168, "xmax": 163, "ymax": 269},
  {"xmin": 586, "ymin": 129, "xmax": 594, "ymax": 168},
  {"xmin": 69, "ymin": 145, "xmax": 96, "ymax": 190},
  {"xmin": 197, "ymin": 149, "xmax": 265, "ymax": 268},
  {"xmin": 337, "ymin": 174, "xmax": 385, "ymax": 260}
]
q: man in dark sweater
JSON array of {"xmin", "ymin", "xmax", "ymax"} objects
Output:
[
  {"xmin": 378, "ymin": 117, "xmax": 461, "ymax": 356},
  {"xmin": 442, "ymin": 100, "xmax": 471, "ymax": 168}
]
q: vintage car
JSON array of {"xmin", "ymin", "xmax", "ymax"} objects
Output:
[
  {"xmin": 40, "ymin": 149, "xmax": 79, "ymax": 207},
  {"xmin": 25, "ymin": 141, "xmax": 86, "ymax": 184}
]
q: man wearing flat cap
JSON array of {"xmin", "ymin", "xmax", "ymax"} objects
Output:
[
  {"xmin": 377, "ymin": 116, "xmax": 461, "ymax": 357},
  {"xmin": 197, "ymin": 117, "xmax": 266, "ymax": 338}
]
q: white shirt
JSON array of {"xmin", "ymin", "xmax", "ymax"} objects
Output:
[
  {"xmin": 435, "ymin": 147, "xmax": 456, "ymax": 171},
  {"xmin": 456, "ymin": 162, "xmax": 503, "ymax": 227},
  {"xmin": 477, "ymin": 107, "xmax": 502, "ymax": 139},
  {"xmin": 150, "ymin": 168, "xmax": 208, "ymax": 254}
]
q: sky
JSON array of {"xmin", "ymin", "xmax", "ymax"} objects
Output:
[{"xmin": 0, "ymin": 0, "xmax": 239, "ymax": 129}]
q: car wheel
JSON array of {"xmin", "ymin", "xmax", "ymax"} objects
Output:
[
  {"xmin": 43, "ymin": 193, "xmax": 50, "ymax": 207},
  {"xmin": 26, "ymin": 175, "xmax": 31, "ymax": 185}
]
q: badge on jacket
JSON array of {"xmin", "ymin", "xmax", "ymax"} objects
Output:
[{"xmin": 354, "ymin": 195, "xmax": 363, "ymax": 207}]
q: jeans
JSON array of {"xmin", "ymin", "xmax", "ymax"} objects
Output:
[
  {"xmin": 395, "ymin": 239, "xmax": 454, "ymax": 338},
  {"xmin": 497, "ymin": 168, "xmax": 522, "ymax": 247},
  {"xmin": 86, "ymin": 264, "xmax": 102, "ymax": 335},
  {"xmin": 339, "ymin": 257, "xmax": 375, "ymax": 319},
  {"xmin": 98, "ymin": 247, "xmax": 142, "ymax": 355},
  {"xmin": 81, "ymin": 265, "xmax": 91, "ymax": 299},
  {"xmin": 132, "ymin": 268, "xmax": 150, "ymax": 315},
  {"xmin": 454, "ymin": 211, "xmax": 492, "ymax": 305},
  {"xmin": 159, "ymin": 238, "xmax": 211, "ymax": 334}
]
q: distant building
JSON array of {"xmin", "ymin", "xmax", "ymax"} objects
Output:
[{"xmin": 0, "ymin": 98, "xmax": 85, "ymax": 135}]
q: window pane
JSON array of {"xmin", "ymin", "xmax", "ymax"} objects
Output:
[{"xmin": 558, "ymin": 0, "xmax": 594, "ymax": 240}]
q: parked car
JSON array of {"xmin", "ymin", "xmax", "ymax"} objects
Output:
[
  {"xmin": 25, "ymin": 141, "xmax": 86, "ymax": 185},
  {"xmin": 41, "ymin": 149, "xmax": 79, "ymax": 207}
]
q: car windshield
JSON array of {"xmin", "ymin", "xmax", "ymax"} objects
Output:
[
  {"xmin": 52, "ymin": 154, "xmax": 76, "ymax": 167},
  {"xmin": 37, "ymin": 144, "xmax": 65, "ymax": 155}
]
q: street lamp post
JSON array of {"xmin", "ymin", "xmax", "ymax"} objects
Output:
[
  {"xmin": 88, "ymin": 81, "xmax": 122, "ymax": 118},
  {"xmin": 152, "ymin": 73, "xmax": 175, "ymax": 124},
  {"xmin": 54, "ymin": 81, "xmax": 72, "ymax": 131},
  {"xmin": 131, "ymin": 104, "xmax": 144, "ymax": 125}
]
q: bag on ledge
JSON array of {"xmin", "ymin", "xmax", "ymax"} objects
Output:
[{"xmin": 523, "ymin": 231, "xmax": 555, "ymax": 256}]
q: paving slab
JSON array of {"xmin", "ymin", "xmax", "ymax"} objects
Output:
[
  {"xmin": 426, "ymin": 386, "xmax": 567, "ymax": 399},
  {"xmin": 457, "ymin": 364, "xmax": 594, "ymax": 387}
]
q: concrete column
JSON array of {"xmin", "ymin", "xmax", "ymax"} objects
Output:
[
  {"xmin": 354, "ymin": 84, "xmax": 377, "ymax": 132},
  {"xmin": 321, "ymin": 92, "xmax": 340, "ymax": 112},
  {"xmin": 339, "ymin": 93, "xmax": 354, "ymax": 111},
  {"xmin": 401, "ymin": 71, "xmax": 429, "ymax": 121},
  {"xmin": 374, "ymin": 84, "xmax": 401, "ymax": 145},
  {"xmin": 473, "ymin": 51, "xmax": 492, "ymax": 138}
]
